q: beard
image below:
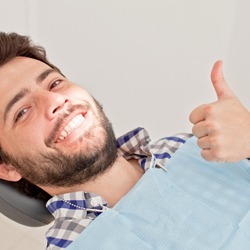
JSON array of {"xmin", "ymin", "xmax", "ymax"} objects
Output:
[{"xmin": 0, "ymin": 99, "xmax": 118, "ymax": 187}]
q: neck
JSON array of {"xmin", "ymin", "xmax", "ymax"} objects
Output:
[{"xmin": 42, "ymin": 157, "xmax": 144, "ymax": 207}]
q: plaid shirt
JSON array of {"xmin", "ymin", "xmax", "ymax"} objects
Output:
[{"xmin": 46, "ymin": 127, "xmax": 192, "ymax": 249}]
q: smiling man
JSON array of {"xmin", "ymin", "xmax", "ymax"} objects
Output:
[
  {"xmin": 0, "ymin": 56, "xmax": 119, "ymax": 189},
  {"xmin": 1, "ymin": 32, "xmax": 250, "ymax": 249}
]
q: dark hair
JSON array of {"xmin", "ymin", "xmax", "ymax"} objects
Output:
[
  {"xmin": 0, "ymin": 32, "xmax": 60, "ymax": 71},
  {"xmin": 0, "ymin": 32, "xmax": 59, "ymax": 201}
]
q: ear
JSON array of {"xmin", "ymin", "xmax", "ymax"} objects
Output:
[{"xmin": 0, "ymin": 163, "xmax": 22, "ymax": 182}]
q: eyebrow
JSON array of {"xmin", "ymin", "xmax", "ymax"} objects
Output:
[
  {"xmin": 36, "ymin": 68, "xmax": 59, "ymax": 84},
  {"xmin": 4, "ymin": 68, "xmax": 59, "ymax": 124}
]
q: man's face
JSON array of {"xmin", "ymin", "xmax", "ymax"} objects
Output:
[{"xmin": 0, "ymin": 57, "xmax": 117, "ymax": 187}]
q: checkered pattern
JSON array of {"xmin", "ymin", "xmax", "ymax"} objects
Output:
[{"xmin": 46, "ymin": 127, "xmax": 192, "ymax": 249}]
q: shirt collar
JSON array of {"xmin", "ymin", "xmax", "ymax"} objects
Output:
[{"xmin": 116, "ymin": 127, "xmax": 152, "ymax": 158}]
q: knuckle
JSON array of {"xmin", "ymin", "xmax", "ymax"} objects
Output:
[
  {"xmin": 204, "ymin": 105, "xmax": 215, "ymax": 117},
  {"xmin": 197, "ymin": 138, "xmax": 203, "ymax": 148},
  {"xmin": 210, "ymin": 136, "xmax": 220, "ymax": 147},
  {"xmin": 204, "ymin": 121, "xmax": 218, "ymax": 134},
  {"xmin": 210, "ymin": 143, "xmax": 225, "ymax": 161},
  {"xmin": 189, "ymin": 104, "xmax": 206, "ymax": 123},
  {"xmin": 212, "ymin": 150, "xmax": 224, "ymax": 161},
  {"xmin": 208, "ymin": 137, "xmax": 226, "ymax": 161}
]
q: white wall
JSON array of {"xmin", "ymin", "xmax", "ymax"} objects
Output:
[{"xmin": 1, "ymin": 0, "xmax": 250, "ymax": 249}]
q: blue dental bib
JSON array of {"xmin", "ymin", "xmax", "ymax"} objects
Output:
[{"xmin": 68, "ymin": 137, "xmax": 250, "ymax": 249}]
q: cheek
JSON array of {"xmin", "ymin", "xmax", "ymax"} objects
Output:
[
  {"xmin": 12, "ymin": 131, "xmax": 42, "ymax": 155},
  {"xmin": 68, "ymin": 86, "xmax": 93, "ymax": 101},
  {"xmin": 68, "ymin": 88, "xmax": 98, "ymax": 110},
  {"xmin": 6, "ymin": 122, "xmax": 47, "ymax": 156}
]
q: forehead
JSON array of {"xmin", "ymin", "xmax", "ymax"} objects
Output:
[
  {"xmin": 0, "ymin": 57, "xmax": 51, "ymax": 99},
  {"xmin": 0, "ymin": 57, "xmax": 51, "ymax": 86}
]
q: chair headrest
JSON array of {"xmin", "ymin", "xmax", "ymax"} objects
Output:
[{"xmin": 0, "ymin": 180, "xmax": 54, "ymax": 227}]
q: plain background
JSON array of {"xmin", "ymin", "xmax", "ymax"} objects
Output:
[{"xmin": 1, "ymin": 0, "xmax": 250, "ymax": 249}]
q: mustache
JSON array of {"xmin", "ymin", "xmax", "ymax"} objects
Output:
[{"xmin": 45, "ymin": 104, "xmax": 89, "ymax": 146}]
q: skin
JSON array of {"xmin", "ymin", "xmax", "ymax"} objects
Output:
[
  {"xmin": 190, "ymin": 61, "xmax": 250, "ymax": 162},
  {"xmin": 0, "ymin": 57, "xmax": 143, "ymax": 207}
]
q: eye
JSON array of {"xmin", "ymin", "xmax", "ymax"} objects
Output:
[
  {"xmin": 50, "ymin": 80, "xmax": 62, "ymax": 90},
  {"xmin": 15, "ymin": 107, "xmax": 29, "ymax": 123}
]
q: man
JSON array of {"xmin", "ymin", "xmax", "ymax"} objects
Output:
[{"xmin": 0, "ymin": 32, "xmax": 250, "ymax": 249}]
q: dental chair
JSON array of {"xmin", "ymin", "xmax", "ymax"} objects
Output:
[{"xmin": 0, "ymin": 179, "xmax": 53, "ymax": 227}]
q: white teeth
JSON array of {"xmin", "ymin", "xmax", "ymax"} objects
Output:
[
  {"xmin": 61, "ymin": 131, "xmax": 68, "ymax": 137},
  {"xmin": 56, "ymin": 114, "xmax": 85, "ymax": 142},
  {"xmin": 64, "ymin": 125, "xmax": 71, "ymax": 133}
]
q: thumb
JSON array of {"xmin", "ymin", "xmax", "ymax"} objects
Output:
[{"xmin": 211, "ymin": 60, "xmax": 234, "ymax": 99}]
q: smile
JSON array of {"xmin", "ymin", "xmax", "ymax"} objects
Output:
[{"xmin": 56, "ymin": 114, "xmax": 85, "ymax": 143}]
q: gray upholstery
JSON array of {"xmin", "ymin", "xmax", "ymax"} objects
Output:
[{"xmin": 0, "ymin": 180, "xmax": 53, "ymax": 227}]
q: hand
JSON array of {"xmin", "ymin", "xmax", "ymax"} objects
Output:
[{"xmin": 189, "ymin": 60, "xmax": 250, "ymax": 162}]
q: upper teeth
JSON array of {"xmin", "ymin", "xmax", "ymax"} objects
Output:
[{"xmin": 57, "ymin": 114, "xmax": 85, "ymax": 142}]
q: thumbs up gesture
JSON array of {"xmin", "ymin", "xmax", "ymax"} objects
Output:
[{"xmin": 189, "ymin": 61, "xmax": 250, "ymax": 162}]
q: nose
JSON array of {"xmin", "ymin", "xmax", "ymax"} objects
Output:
[{"xmin": 38, "ymin": 91, "xmax": 69, "ymax": 120}]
